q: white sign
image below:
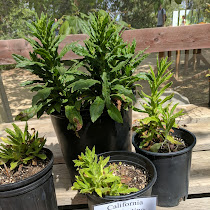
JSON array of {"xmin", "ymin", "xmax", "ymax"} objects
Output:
[{"xmin": 94, "ymin": 197, "xmax": 157, "ymax": 210}]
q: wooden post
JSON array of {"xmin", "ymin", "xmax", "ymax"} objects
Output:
[
  {"xmin": 197, "ymin": 49, "xmax": 201, "ymax": 66},
  {"xmin": 175, "ymin": 50, "xmax": 181, "ymax": 79},
  {"xmin": 185, "ymin": 50, "xmax": 189, "ymax": 73},
  {"xmin": 159, "ymin": 52, "xmax": 165, "ymax": 60},
  {"xmin": 168, "ymin": 51, "xmax": 172, "ymax": 70},
  {"xmin": 193, "ymin": 49, "xmax": 197, "ymax": 71},
  {"xmin": 209, "ymin": 76, "xmax": 210, "ymax": 107},
  {"xmin": 0, "ymin": 70, "xmax": 13, "ymax": 122}
]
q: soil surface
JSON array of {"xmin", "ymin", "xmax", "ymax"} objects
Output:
[
  {"xmin": 110, "ymin": 162, "xmax": 148, "ymax": 191},
  {"xmin": 134, "ymin": 132, "xmax": 187, "ymax": 153},
  {"xmin": 0, "ymin": 158, "xmax": 49, "ymax": 185}
]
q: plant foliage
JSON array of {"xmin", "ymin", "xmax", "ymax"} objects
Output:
[
  {"xmin": 12, "ymin": 13, "xmax": 86, "ymax": 131},
  {"xmin": 71, "ymin": 147, "xmax": 139, "ymax": 197},
  {"xmin": 70, "ymin": 10, "xmax": 148, "ymax": 123},
  {"xmin": 13, "ymin": 11, "xmax": 148, "ymax": 131},
  {"xmin": 0, "ymin": 123, "xmax": 46, "ymax": 170},
  {"xmin": 133, "ymin": 57, "xmax": 185, "ymax": 152}
]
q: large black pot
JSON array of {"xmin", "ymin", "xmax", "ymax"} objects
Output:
[
  {"xmin": 86, "ymin": 151, "xmax": 157, "ymax": 210},
  {"xmin": 132, "ymin": 127, "xmax": 196, "ymax": 207},
  {"xmin": 50, "ymin": 109, "xmax": 132, "ymax": 183},
  {"xmin": 0, "ymin": 148, "xmax": 57, "ymax": 210}
]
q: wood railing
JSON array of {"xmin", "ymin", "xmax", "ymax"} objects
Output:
[{"xmin": 0, "ymin": 24, "xmax": 210, "ymax": 122}]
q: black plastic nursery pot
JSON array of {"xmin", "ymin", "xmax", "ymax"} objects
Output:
[
  {"xmin": 0, "ymin": 148, "xmax": 58, "ymax": 210},
  {"xmin": 50, "ymin": 109, "xmax": 132, "ymax": 183},
  {"xmin": 132, "ymin": 127, "xmax": 196, "ymax": 207},
  {"xmin": 86, "ymin": 151, "xmax": 157, "ymax": 210}
]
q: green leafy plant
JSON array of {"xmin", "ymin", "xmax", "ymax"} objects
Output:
[
  {"xmin": 12, "ymin": 13, "xmax": 86, "ymax": 131},
  {"xmin": 133, "ymin": 57, "xmax": 185, "ymax": 153},
  {"xmin": 0, "ymin": 123, "xmax": 46, "ymax": 170},
  {"xmin": 69, "ymin": 10, "xmax": 148, "ymax": 124},
  {"xmin": 12, "ymin": 11, "xmax": 148, "ymax": 131},
  {"xmin": 71, "ymin": 147, "xmax": 138, "ymax": 197}
]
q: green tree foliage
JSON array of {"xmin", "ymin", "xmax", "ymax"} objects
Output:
[
  {"xmin": 0, "ymin": 0, "xmax": 104, "ymax": 39},
  {"xmin": 0, "ymin": 1, "xmax": 36, "ymax": 39},
  {"xmin": 106, "ymin": 0, "xmax": 157, "ymax": 29},
  {"xmin": 0, "ymin": 0, "xmax": 209, "ymax": 39}
]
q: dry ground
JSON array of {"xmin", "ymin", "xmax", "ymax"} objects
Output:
[{"xmin": 0, "ymin": 49, "xmax": 209, "ymax": 123}]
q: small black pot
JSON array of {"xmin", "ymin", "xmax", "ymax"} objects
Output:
[
  {"xmin": 86, "ymin": 151, "xmax": 157, "ymax": 210},
  {"xmin": 50, "ymin": 109, "xmax": 132, "ymax": 183},
  {"xmin": 0, "ymin": 148, "xmax": 57, "ymax": 210},
  {"xmin": 132, "ymin": 128, "xmax": 196, "ymax": 207}
]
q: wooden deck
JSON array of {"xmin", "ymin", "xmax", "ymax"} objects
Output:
[{"xmin": 0, "ymin": 106, "xmax": 210, "ymax": 210}]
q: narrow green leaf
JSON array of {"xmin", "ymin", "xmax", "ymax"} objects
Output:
[
  {"xmin": 23, "ymin": 156, "xmax": 34, "ymax": 164},
  {"xmin": 150, "ymin": 143, "xmax": 162, "ymax": 152},
  {"xmin": 142, "ymin": 116, "xmax": 159, "ymax": 124},
  {"xmin": 15, "ymin": 105, "xmax": 42, "ymax": 121},
  {"xmin": 32, "ymin": 88, "xmax": 53, "ymax": 106},
  {"xmin": 107, "ymin": 104, "xmax": 123, "ymax": 123},
  {"xmin": 167, "ymin": 135, "xmax": 182, "ymax": 145},
  {"xmin": 112, "ymin": 84, "xmax": 135, "ymax": 101},
  {"xmin": 36, "ymin": 153, "xmax": 47, "ymax": 160},
  {"xmin": 10, "ymin": 161, "xmax": 19, "ymax": 170},
  {"xmin": 95, "ymin": 188, "xmax": 103, "ymax": 197},
  {"xmin": 71, "ymin": 79, "xmax": 100, "ymax": 91},
  {"xmin": 102, "ymin": 72, "xmax": 111, "ymax": 108},
  {"xmin": 59, "ymin": 42, "xmax": 76, "ymax": 59},
  {"xmin": 65, "ymin": 105, "xmax": 83, "ymax": 131},
  {"xmin": 90, "ymin": 97, "xmax": 105, "ymax": 123}
]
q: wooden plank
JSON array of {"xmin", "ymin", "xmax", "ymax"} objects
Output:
[
  {"xmin": 53, "ymin": 164, "xmax": 87, "ymax": 206},
  {"xmin": 57, "ymin": 198, "xmax": 210, "ymax": 210},
  {"xmin": 0, "ymin": 119, "xmax": 210, "ymax": 208},
  {"xmin": 189, "ymin": 150, "xmax": 210, "ymax": 194},
  {"xmin": 122, "ymin": 24, "xmax": 210, "ymax": 53},
  {"xmin": 157, "ymin": 197, "xmax": 210, "ymax": 210},
  {"xmin": 182, "ymin": 123, "xmax": 210, "ymax": 152},
  {"xmin": 0, "ymin": 34, "xmax": 88, "ymax": 64},
  {"xmin": 0, "ymin": 24, "xmax": 210, "ymax": 63}
]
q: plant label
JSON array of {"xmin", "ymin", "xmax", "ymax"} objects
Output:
[{"xmin": 94, "ymin": 197, "xmax": 157, "ymax": 210}]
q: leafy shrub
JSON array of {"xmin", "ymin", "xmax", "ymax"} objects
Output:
[
  {"xmin": 13, "ymin": 11, "xmax": 148, "ymax": 131},
  {"xmin": 0, "ymin": 123, "xmax": 46, "ymax": 170},
  {"xmin": 12, "ymin": 13, "xmax": 84, "ymax": 131},
  {"xmin": 133, "ymin": 57, "xmax": 185, "ymax": 152},
  {"xmin": 72, "ymin": 147, "xmax": 139, "ymax": 197},
  {"xmin": 69, "ymin": 10, "xmax": 148, "ymax": 124}
]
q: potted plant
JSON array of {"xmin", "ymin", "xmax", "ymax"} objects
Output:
[
  {"xmin": 12, "ymin": 11, "xmax": 148, "ymax": 182},
  {"xmin": 72, "ymin": 147, "xmax": 157, "ymax": 210},
  {"xmin": 0, "ymin": 122, "xmax": 57, "ymax": 209},
  {"xmin": 132, "ymin": 57, "xmax": 196, "ymax": 207}
]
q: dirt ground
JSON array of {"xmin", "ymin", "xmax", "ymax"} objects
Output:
[{"xmin": 0, "ymin": 49, "xmax": 210, "ymax": 123}]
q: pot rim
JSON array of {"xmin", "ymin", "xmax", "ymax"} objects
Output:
[
  {"xmin": 0, "ymin": 148, "xmax": 53, "ymax": 191},
  {"xmin": 87, "ymin": 151, "xmax": 157, "ymax": 200},
  {"xmin": 132, "ymin": 127, "xmax": 196, "ymax": 157}
]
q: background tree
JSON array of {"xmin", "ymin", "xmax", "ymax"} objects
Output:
[{"xmin": 0, "ymin": 0, "xmax": 209, "ymax": 39}]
